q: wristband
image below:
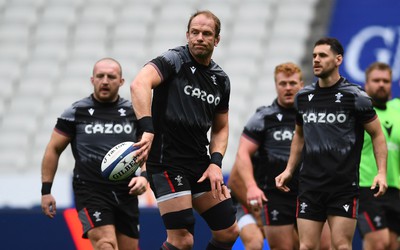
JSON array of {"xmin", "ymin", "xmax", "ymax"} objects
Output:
[
  {"xmin": 137, "ymin": 116, "xmax": 154, "ymax": 134},
  {"xmin": 210, "ymin": 152, "xmax": 223, "ymax": 168},
  {"xmin": 41, "ymin": 182, "xmax": 53, "ymax": 195},
  {"xmin": 140, "ymin": 171, "xmax": 148, "ymax": 181}
]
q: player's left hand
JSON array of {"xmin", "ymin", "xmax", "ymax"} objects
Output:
[
  {"xmin": 371, "ymin": 172, "xmax": 387, "ymax": 197},
  {"xmin": 197, "ymin": 164, "xmax": 228, "ymax": 200},
  {"xmin": 128, "ymin": 175, "xmax": 148, "ymax": 195}
]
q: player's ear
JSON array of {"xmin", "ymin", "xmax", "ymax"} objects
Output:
[
  {"xmin": 336, "ymin": 54, "xmax": 343, "ymax": 66},
  {"xmin": 214, "ymin": 35, "xmax": 220, "ymax": 47}
]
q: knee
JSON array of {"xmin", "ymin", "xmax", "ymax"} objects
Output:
[
  {"xmin": 93, "ymin": 239, "xmax": 117, "ymax": 250},
  {"xmin": 242, "ymin": 236, "xmax": 263, "ymax": 250},
  {"xmin": 215, "ymin": 223, "xmax": 239, "ymax": 243}
]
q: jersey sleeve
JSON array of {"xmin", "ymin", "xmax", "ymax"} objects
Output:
[
  {"xmin": 354, "ymin": 89, "xmax": 377, "ymax": 123},
  {"xmin": 242, "ymin": 108, "xmax": 266, "ymax": 145},
  {"xmin": 54, "ymin": 105, "xmax": 76, "ymax": 137},
  {"xmin": 215, "ymin": 76, "xmax": 230, "ymax": 113},
  {"xmin": 149, "ymin": 50, "xmax": 180, "ymax": 82}
]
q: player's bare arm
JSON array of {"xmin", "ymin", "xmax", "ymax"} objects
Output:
[
  {"xmin": 364, "ymin": 117, "xmax": 388, "ymax": 197},
  {"xmin": 130, "ymin": 64, "xmax": 161, "ymax": 163},
  {"xmin": 276, "ymin": 124, "xmax": 304, "ymax": 192},
  {"xmin": 41, "ymin": 131, "xmax": 70, "ymax": 218},
  {"xmin": 235, "ymin": 136, "xmax": 267, "ymax": 207},
  {"xmin": 198, "ymin": 112, "xmax": 229, "ymax": 200}
]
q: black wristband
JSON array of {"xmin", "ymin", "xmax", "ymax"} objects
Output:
[
  {"xmin": 41, "ymin": 182, "xmax": 53, "ymax": 195},
  {"xmin": 137, "ymin": 116, "xmax": 154, "ymax": 134},
  {"xmin": 210, "ymin": 152, "xmax": 223, "ymax": 168},
  {"xmin": 140, "ymin": 171, "xmax": 148, "ymax": 181}
]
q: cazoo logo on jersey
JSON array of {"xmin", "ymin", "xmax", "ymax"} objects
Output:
[
  {"xmin": 345, "ymin": 25, "xmax": 400, "ymax": 83},
  {"xmin": 273, "ymin": 129, "xmax": 294, "ymax": 141},
  {"xmin": 184, "ymin": 85, "xmax": 220, "ymax": 105},
  {"xmin": 302, "ymin": 112, "xmax": 347, "ymax": 124},
  {"xmin": 85, "ymin": 123, "xmax": 133, "ymax": 134}
]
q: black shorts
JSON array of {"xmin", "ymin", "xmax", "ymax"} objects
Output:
[
  {"xmin": 236, "ymin": 189, "xmax": 297, "ymax": 227},
  {"xmin": 147, "ymin": 163, "xmax": 211, "ymax": 202},
  {"xmin": 73, "ymin": 180, "xmax": 139, "ymax": 239},
  {"xmin": 297, "ymin": 189, "xmax": 358, "ymax": 221},
  {"xmin": 357, "ymin": 187, "xmax": 400, "ymax": 236}
]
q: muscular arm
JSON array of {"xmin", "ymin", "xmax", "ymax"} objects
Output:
[
  {"xmin": 209, "ymin": 111, "xmax": 229, "ymax": 157},
  {"xmin": 41, "ymin": 130, "xmax": 70, "ymax": 183},
  {"xmin": 130, "ymin": 64, "xmax": 162, "ymax": 162},
  {"xmin": 276, "ymin": 124, "xmax": 304, "ymax": 192},
  {"xmin": 364, "ymin": 117, "xmax": 388, "ymax": 196},
  {"xmin": 41, "ymin": 130, "xmax": 70, "ymax": 218},
  {"xmin": 234, "ymin": 135, "xmax": 266, "ymax": 206},
  {"xmin": 198, "ymin": 111, "xmax": 229, "ymax": 199},
  {"xmin": 130, "ymin": 64, "xmax": 161, "ymax": 119}
]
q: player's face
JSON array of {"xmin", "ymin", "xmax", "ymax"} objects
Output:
[
  {"xmin": 186, "ymin": 14, "xmax": 220, "ymax": 65},
  {"xmin": 312, "ymin": 44, "xmax": 342, "ymax": 79},
  {"xmin": 365, "ymin": 69, "xmax": 392, "ymax": 103},
  {"xmin": 91, "ymin": 60, "xmax": 124, "ymax": 102},
  {"xmin": 275, "ymin": 72, "xmax": 303, "ymax": 108}
]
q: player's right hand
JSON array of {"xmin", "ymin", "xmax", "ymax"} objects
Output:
[
  {"xmin": 134, "ymin": 132, "xmax": 154, "ymax": 163},
  {"xmin": 247, "ymin": 184, "xmax": 267, "ymax": 208},
  {"xmin": 41, "ymin": 194, "xmax": 57, "ymax": 219}
]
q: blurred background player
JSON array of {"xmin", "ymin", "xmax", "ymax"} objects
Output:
[
  {"xmin": 130, "ymin": 10, "xmax": 238, "ymax": 250},
  {"xmin": 228, "ymin": 62, "xmax": 331, "ymax": 250},
  {"xmin": 357, "ymin": 62, "xmax": 400, "ymax": 250},
  {"xmin": 275, "ymin": 37, "xmax": 388, "ymax": 250},
  {"xmin": 41, "ymin": 58, "xmax": 148, "ymax": 250}
]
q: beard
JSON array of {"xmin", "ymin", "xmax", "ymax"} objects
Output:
[
  {"xmin": 314, "ymin": 66, "xmax": 335, "ymax": 79},
  {"xmin": 371, "ymin": 93, "xmax": 390, "ymax": 105}
]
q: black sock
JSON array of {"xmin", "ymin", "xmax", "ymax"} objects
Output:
[
  {"xmin": 206, "ymin": 239, "xmax": 235, "ymax": 250},
  {"xmin": 160, "ymin": 241, "xmax": 180, "ymax": 250}
]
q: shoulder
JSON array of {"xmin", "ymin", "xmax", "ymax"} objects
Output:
[
  {"xmin": 338, "ymin": 79, "xmax": 366, "ymax": 95},
  {"xmin": 118, "ymin": 97, "xmax": 133, "ymax": 108},
  {"xmin": 252, "ymin": 103, "xmax": 279, "ymax": 119},
  {"xmin": 297, "ymin": 83, "xmax": 316, "ymax": 95},
  {"xmin": 59, "ymin": 96, "xmax": 91, "ymax": 120},
  {"xmin": 388, "ymin": 98, "xmax": 400, "ymax": 110}
]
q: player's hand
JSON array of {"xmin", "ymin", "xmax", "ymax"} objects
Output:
[
  {"xmin": 247, "ymin": 184, "xmax": 267, "ymax": 208},
  {"xmin": 41, "ymin": 194, "xmax": 57, "ymax": 219},
  {"xmin": 371, "ymin": 172, "xmax": 387, "ymax": 197},
  {"xmin": 133, "ymin": 132, "xmax": 154, "ymax": 164},
  {"xmin": 128, "ymin": 176, "xmax": 148, "ymax": 195},
  {"xmin": 197, "ymin": 164, "xmax": 227, "ymax": 200},
  {"xmin": 275, "ymin": 169, "xmax": 292, "ymax": 193}
]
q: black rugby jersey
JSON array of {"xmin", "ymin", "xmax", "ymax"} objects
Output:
[
  {"xmin": 148, "ymin": 45, "xmax": 230, "ymax": 166},
  {"xmin": 295, "ymin": 77, "xmax": 376, "ymax": 193},
  {"xmin": 243, "ymin": 99, "xmax": 298, "ymax": 195},
  {"xmin": 55, "ymin": 95, "xmax": 137, "ymax": 188}
]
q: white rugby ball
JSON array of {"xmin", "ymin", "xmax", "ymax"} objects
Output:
[{"xmin": 101, "ymin": 141, "xmax": 141, "ymax": 181}]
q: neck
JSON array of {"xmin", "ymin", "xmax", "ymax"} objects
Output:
[{"xmin": 318, "ymin": 74, "xmax": 341, "ymax": 88}]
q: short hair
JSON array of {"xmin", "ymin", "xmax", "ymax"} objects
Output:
[
  {"xmin": 187, "ymin": 10, "xmax": 221, "ymax": 38},
  {"xmin": 274, "ymin": 62, "xmax": 303, "ymax": 81},
  {"xmin": 365, "ymin": 62, "xmax": 392, "ymax": 81},
  {"xmin": 314, "ymin": 37, "xmax": 344, "ymax": 56},
  {"xmin": 94, "ymin": 57, "xmax": 122, "ymax": 77}
]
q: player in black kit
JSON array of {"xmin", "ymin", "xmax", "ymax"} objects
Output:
[
  {"xmin": 228, "ymin": 62, "xmax": 331, "ymax": 250},
  {"xmin": 41, "ymin": 58, "xmax": 147, "ymax": 250},
  {"xmin": 276, "ymin": 37, "xmax": 388, "ymax": 249},
  {"xmin": 130, "ymin": 10, "xmax": 238, "ymax": 250}
]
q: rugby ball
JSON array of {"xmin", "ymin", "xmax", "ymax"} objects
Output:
[{"xmin": 101, "ymin": 141, "xmax": 141, "ymax": 181}]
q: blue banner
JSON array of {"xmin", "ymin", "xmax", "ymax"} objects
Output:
[{"xmin": 328, "ymin": 0, "xmax": 400, "ymax": 98}]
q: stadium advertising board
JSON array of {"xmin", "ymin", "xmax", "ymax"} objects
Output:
[{"xmin": 329, "ymin": 0, "xmax": 400, "ymax": 98}]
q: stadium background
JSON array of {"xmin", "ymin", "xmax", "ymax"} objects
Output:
[{"xmin": 0, "ymin": 0, "xmax": 399, "ymax": 249}]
